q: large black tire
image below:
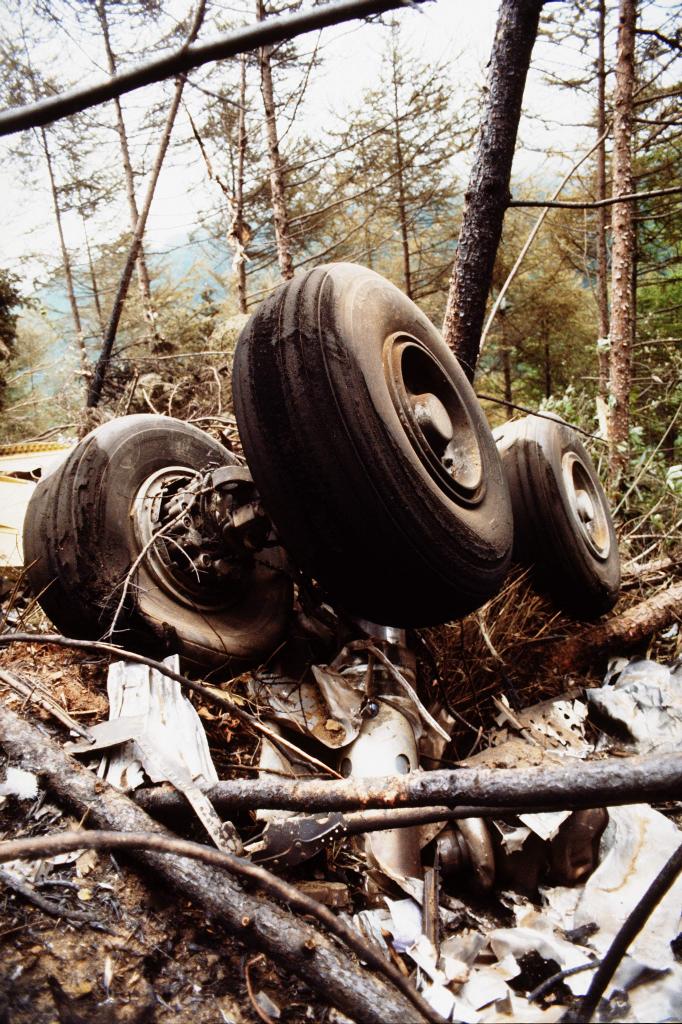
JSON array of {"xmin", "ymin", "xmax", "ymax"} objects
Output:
[
  {"xmin": 494, "ymin": 414, "xmax": 620, "ymax": 618},
  {"xmin": 23, "ymin": 415, "xmax": 292, "ymax": 670},
  {"xmin": 233, "ymin": 263, "xmax": 513, "ymax": 626}
]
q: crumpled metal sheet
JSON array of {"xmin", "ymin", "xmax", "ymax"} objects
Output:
[
  {"xmin": 517, "ymin": 810, "xmax": 572, "ymax": 842},
  {"xmin": 586, "ymin": 657, "xmax": 682, "ymax": 753},
  {"xmin": 572, "ymin": 803, "xmax": 682, "ymax": 970},
  {"xmin": 99, "ymin": 657, "xmax": 219, "ymax": 791},
  {"xmin": 460, "ymin": 694, "xmax": 594, "ymax": 869},
  {"xmin": 491, "ymin": 695, "xmax": 591, "ymax": 758},
  {"xmin": 627, "ymin": 962, "xmax": 682, "ymax": 1023},
  {"xmin": 465, "ymin": 693, "xmax": 591, "ymax": 773},
  {"xmin": 466, "ymin": 734, "xmax": 568, "ymax": 770},
  {"xmin": 490, "ymin": 923, "xmax": 594, "ymax": 996},
  {"xmin": 248, "ymin": 663, "xmax": 366, "ymax": 749}
]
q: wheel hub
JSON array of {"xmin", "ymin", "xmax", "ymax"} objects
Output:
[
  {"xmin": 410, "ymin": 392, "xmax": 454, "ymax": 444},
  {"xmin": 132, "ymin": 465, "xmax": 265, "ymax": 610},
  {"xmin": 561, "ymin": 452, "xmax": 610, "ymax": 560},
  {"xmin": 383, "ymin": 333, "xmax": 484, "ymax": 503}
]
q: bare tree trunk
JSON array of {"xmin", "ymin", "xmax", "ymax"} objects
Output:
[
  {"xmin": 256, "ymin": 0, "xmax": 294, "ymax": 281},
  {"xmin": 607, "ymin": 0, "xmax": 637, "ymax": 482},
  {"xmin": 499, "ymin": 305, "xmax": 513, "ymax": 402},
  {"xmin": 39, "ymin": 128, "xmax": 89, "ymax": 384},
  {"xmin": 442, "ymin": 0, "xmax": 544, "ymax": 381},
  {"xmin": 596, "ymin": 0, "xmax": 610, "ymax": 408},
  {"xmin": 543, "ymin": 338, "xmax": 552, "ymax": 398},
  {"xmin": 235, "ymin": 55, "xmax": 248, "ymax": 313},
  {"xmin": 391, "ymin": 44, "xmax": 412, "ymax": 298},
  {"xmin": 135, "ymin": 749, "xmax": 682, "ymax": 815},
  {"xmin": 502, "ymin": 345, "xmax": 512, "ymax": 403},
  {"xmin": 81, "ymin": 216, "xmax": 105, "ymax": 338},
  {"xmin": 87, "ymin": 2, "xmax": 207, "ymax": 408},
  {"xmin": 95, "ymin": 0, "xmax": 163, "ymax": 350}
]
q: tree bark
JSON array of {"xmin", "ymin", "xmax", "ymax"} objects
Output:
[
  {"xmin": 596, "ymin": 0, "xmax": 610, "ymax": 406},
  {"xmin": 2, "ymin": 691, "xmax": 679, "ymax": 822},
  {"xmin": 235, "ymin": 55, "xmax": 248, "ymax": 313},
  {"xmin": 0, "ymin": 701, "xmax": 432, "ymax": 1024},
  {"xmin": 442, "ymin": 0, "xmax": 544, "ymax": 380},
  {"xmin": 390, "ymin": 41, "xmax": 412, "ymax": 298},
  {"xmin": 39, "ymin": 128, "xmax": 89, "ymax": 385},
  {"xmin": 541, "ymin": 580, "xmax": 682, "ymax": 674},
  {"xmin": 256, "ymin": 0, "xmax": 294, "ymax": 280},
  {"xmin": 607, "ymin": 0, "xmax": 637, "ymax": 482},
  {"xmin": 95, "ymin": 0, "xmax": 163, "ymax": 350}
]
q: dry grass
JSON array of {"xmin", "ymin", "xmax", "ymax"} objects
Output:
[{"xmin": 422, "ymin": 554, "xmax": 682, "ymax": 754}]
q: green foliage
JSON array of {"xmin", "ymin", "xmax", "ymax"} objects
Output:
[
  {"xmin": 476, "ymin": 213, "xmax": 599, "ymax": 419},
  {"xmin": 0, "ymin": 269, "xmax": 23, "ymax": 410}
]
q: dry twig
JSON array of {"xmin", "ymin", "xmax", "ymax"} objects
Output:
[{"xmin": 0, "ymin": 867, "xmax": 115, "ymax": 933}]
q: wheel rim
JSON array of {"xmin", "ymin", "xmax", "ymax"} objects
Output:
[
  {"xmin": 383, "ymin": 333, "xmax": 484, "ymax": 503},
  {"xmin": 133, "ymin": 466, "xmax": 243, "ymax": 611},
  {"xmin": 561, "ymin": 452, "xmax": 611, "ymax": 560}
]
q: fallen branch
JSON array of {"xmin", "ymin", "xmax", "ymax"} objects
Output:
[
  {"xmin": 0, "ymin": 666, "xmax": 93, "ymax": 740},
  {"xmin": 134, "ymin": 751, "xmax": 682, "ymax": 814},
  {"xmin": 0, "ymin": 699, "xmax": 437, "ymax": 1024},
  {"xmin": 141, "ymin": 799, "xmax": 606, "ymax": 829},
  {"xmin": 0, "ymin": 828, "xmax": 442, "ymax": 1024},
  {"xmin": 540, "ymin": 582, "xmax": 682, "ymax": 674},
  {"xmin": 621, "ymin": 555, "xmax": 679, "ymax": 581},
  {"xmin": 0, "ymin": 0, "xmax": 416, "ymax": 136},
  {"xmin": 527, "ymin": 960, "xmax": 600, "ymax": 1004},
  {"xmin": 2, "ymin": 634, "xmax": 680, "ymax": 814}
]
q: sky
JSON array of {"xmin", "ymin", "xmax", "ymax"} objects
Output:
[{"xmin": 0, "ymin": 0, "xmax": 624, "ymax": 292}]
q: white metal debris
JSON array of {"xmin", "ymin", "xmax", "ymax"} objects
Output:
[
  {"xmin": 572, "ymin": 804, "xmax": 682, "ymax": 970},
  {"xmin": 586, "ymin": 657, "xmax": 682, "ymax": 754},
  {"xmin": 99, "ymin": 656, "xmax": 218, "ymax": 791}
]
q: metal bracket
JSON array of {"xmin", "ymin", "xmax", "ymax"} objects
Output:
[{"xmin": 246, "ymin": 812, "xmax": 347, "ymax": 867}]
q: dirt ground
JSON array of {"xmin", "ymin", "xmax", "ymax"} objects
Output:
[{"xmin": 0, "ymin": 640, "xmax": 331, "ymax": 1024}]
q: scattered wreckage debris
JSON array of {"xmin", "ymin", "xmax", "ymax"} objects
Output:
[
  {"xmin": 63, "ymin": 657, "xmax": 243, "ymax": 855},
  {"xmin": 0, "ymin": 699, "xmax": 438, "ymax": 1024},
  {"xmin": 1, "ymin": 631, "xmax": 682, "ymax": 1023},
  {"xmin": 0, "ymin": 442, "xmax": 73, "ymax": 574}
]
